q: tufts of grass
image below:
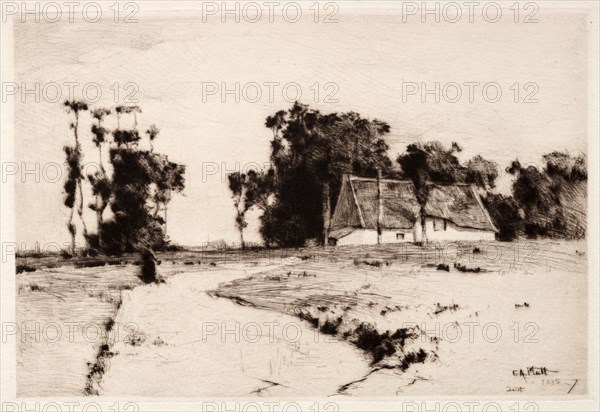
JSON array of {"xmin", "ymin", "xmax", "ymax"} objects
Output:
[
  {"xmin": 399, "ymin": 348, "xmax": 428, "ymax": 371},
  {"xmin": 297, "ymin": 310, "xmax": 319, "ymax": 329},
  {"xmin": 436, "ymin": 263, "xmax": 450, "ymax": 272},
  {"xmin": 104, "ymin": 318, "xmax": 115, "ymax": 333},
  {"xmin": 350, "ymin": 324, "xmax": 421, "ymax": 365},
  {"xmin": 433, "ymin": 301, "xmax": 461, "ymax": 315},
  {"xmin": 75, "ymin": 260, "xmax": 106, "ymax": 269},
  {"xmin": 16, "ymin": 264, "xmax": 37, "ymax": 274},
  {"xmin": 61, "ymin": 250, "xmax": 73, "ymax": 259},
  {"xmin": 84, "ymin": 343, "xmax": 117, "ymax": 396},
  {"xmin": 108, "ymin": 283, "xmax": 134, "ymax": 291},
  {"xmin": 454, "ymin": 263, "xmax": 482, "ymax": 273},
  {"xmin": 28, "ymin": 283, "xmax": 45, "ymax": 292},
  {"xmin": 320, "ymin": 317, "xmax": 343, "ymax": 335},
  {"xmin": 354, "ymin": 259, "xmax": 384, "ymax": 268},
  {"xmin": 124, "ymin": 331, "xmax": 147, "ymax": 347},
  {"xmin": 335, "ymin": 322, "xmax": 427, "ymax": 366},
  {"xmin": 286, "ymin": 271, "xmax": 315, "ymax": 278},
  {"xmin": 88, "ymin": 289, "xmax": 104, "ymax": 299},
  {"xmin": 152, "ymin": 337, "xmax": 167, "ymax": 347},
  {"xmin": 380, "ymin": 305, "xmax": 406, "ymax": 316}
]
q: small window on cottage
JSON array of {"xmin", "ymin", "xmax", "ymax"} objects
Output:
[{"xmin": 396, "ymin": 233, "xmax": 405, "ymax": 240}]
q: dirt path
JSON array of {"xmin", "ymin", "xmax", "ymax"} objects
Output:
[
  {"xmin": 97, "ymin": 267, "xmax": 370, "ymax": 397},
  {"xmin": 16, "ymin": 266, "xmax": 141, "ymax": 397}
]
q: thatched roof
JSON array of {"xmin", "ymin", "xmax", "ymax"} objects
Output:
[
  {"xmin": 424, "ymin": 184, "xmax": 498, "ymax": 232},
  {"xmin": 331, "ymin": 175, "xmax": 420, "ymax": 230},
  {"xmin": 330, "ymin": 175, "xmax": 498, "ymax": 232}
]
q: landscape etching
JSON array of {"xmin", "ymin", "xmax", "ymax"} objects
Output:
[{"xmin": 3, "ymin": 1, "xmax": 597, "ymax": 408}]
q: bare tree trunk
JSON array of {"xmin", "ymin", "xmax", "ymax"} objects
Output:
[
  {"xmin": 164, "ymin": 204, "xmax": 168, "ymax": 237},
  {"xmin": 77, "ymin": 180, "xmax": 88, "ymax": 243},
  {"xmin": 377, "ymin": 169, "xmax": 383, "ymax": 245},
  {"xmin": 96, "ymin": 205, "xmax": 103, "ymax": 248},
  {"xmin": 239, "ymin": 227, "xmax": 245, "ymax": 250},
  {"xmin": 322, "ymin": 181, "xmax": 331, "ymax": 246},
  {"xmin": 153, "ymin": 194, "xmax": 161, "ymax": 218},
  {"xmin": 68, "ymin": 206, "xmax": 76, "ymax": 255},
  {"xmin": 96, "ymin": 146, "xmax": 104, "ymax": 249},
  {"xmin": 421, "ymin": 207, "xmax": 427, "ymax": 244},
  {"xmin": 73, "ymin": 112, "xmax": 88, "ymax": 247},
  {"xmin": 260, "ymin": 204, "xmax": 271, "ymax": 248},
  {"xmin": 98, "ymin": 145, "xmax": 104, "ymax": 172}
]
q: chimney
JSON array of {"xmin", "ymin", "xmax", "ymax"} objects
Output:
[{"xmin": 377, "ymin": 168, "xmax": 383, "ymax": 245}]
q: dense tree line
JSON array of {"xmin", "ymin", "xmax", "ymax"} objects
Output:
[
  {"xmin": 229, "ymin": 102, "xmax": 393, "ymax": 247},
  {"xmin": 503, "ymin": 152, "xmax": 587, "ymax": 239},
  {"xmin": 228, "ymin": 102, "xmax": 587, "ymax": 246}
]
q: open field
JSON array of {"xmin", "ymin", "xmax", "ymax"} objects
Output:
[
  {"xmin": 15, "ymin": 240, "xmax": 587, "ymax": 397},
  {"xmin": 214, "ymin": 240, "xmax": 588, "ymax": 396},
  {"xmin": 15, "ymin": 252, "xmax": 256, "ymax": 397},
  {"xmin": 17, "ymin": 265, "xmax": 142, "ymax": 396}
]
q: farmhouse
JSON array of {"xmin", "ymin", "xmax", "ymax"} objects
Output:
[
  {"xmin": 328, "ymin": 175, "xmax": 498, "ymax": 246},
  {"xmin": 329, "ymin": 175, "xmax": 421, "ymax": 245},
  {"xmin": 422, "ymin": 183, "xmax": 498, "ymax": 242}
]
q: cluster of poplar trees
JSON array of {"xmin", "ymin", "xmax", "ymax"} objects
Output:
[{"xmin": 62, "ymin": 100, "xmax": 185, "ymax": 257}]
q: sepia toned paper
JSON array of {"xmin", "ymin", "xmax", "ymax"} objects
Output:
[{"xmin": 1, "ymin": 1, "xmax": 599, "ymax": 411}]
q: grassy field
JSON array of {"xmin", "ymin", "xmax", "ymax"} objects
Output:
[
  {"xmin": 15, "ymin": 250, "xmax": 258, "ymax": 397},
  {"xmin": 15, "ymin": 240, "xmax": 587, "ymax": 397},
  {"xmin": 211, "ymin": 240, "xmax": 587, "ymax": 396}
]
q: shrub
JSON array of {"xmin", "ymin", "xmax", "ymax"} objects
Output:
[
  {"xmin": 16, "ymin": 265, "xmax": 36, "ymax": 274},
  {"xmin": 297, "ymin": 310, "xmax": 319, "ymax": 328},
  {"xmin": 352, "ymin": 324, "xmax": 397, "ymax": 365},
  {"xmin": 61, "ymin": 250, "xmax": 73, "ymax": 259},
  {"xmin": 399, "ymin": 348, "xmax": 428, "ymax": 371},
  {"xmin": 139, "ymin": 249, "xmax": 160, "ymax": 284},
  {"xmin": 104, "ymin": 318, "xmax": 115, "ymax": 332},
  {"xmin": 320, "ymin": 317, "xmax": 342, "ymax": 335}
]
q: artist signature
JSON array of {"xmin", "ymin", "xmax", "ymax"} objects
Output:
[
  {"xmin": 511, "ymin": 368, "xmax": 580, "ymax": 394},
  {"xmin": 512, "ymin": 366, "xmax": 558, "ymax": 379}
]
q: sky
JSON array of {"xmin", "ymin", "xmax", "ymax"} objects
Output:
[{"xmin": 11, "ymin": 4, "xmax": 590, "ymax": 250}]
